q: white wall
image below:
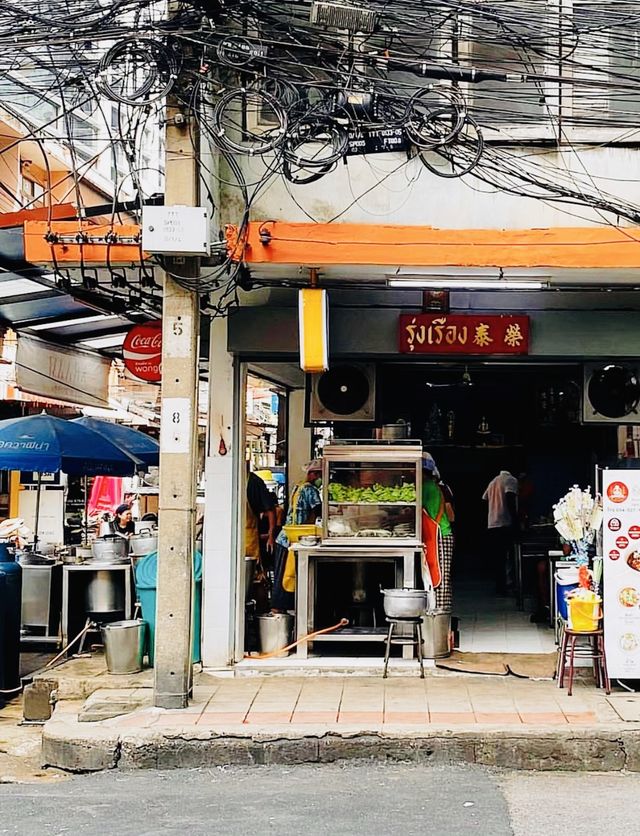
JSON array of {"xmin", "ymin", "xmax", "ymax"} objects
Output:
[
  {"xmin": 222, "ymin": 145, "xmax": 640, "ymax": 230},
  {"xmin": 287, "ymin": 389, "xmax": 312, "ymax": 489},
  {"xmin": 201, "ymin": 317, "xmax": 238, "ymax": 667}
]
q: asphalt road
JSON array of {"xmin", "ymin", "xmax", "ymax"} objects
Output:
[{"xmin": 0, "ymin": 763, "xmax": 638, "ymax": 836}]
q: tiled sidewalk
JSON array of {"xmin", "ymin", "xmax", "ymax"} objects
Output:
[{"xmin": 95, "ymin": 673, "xmax": 625, "ymax": 731}]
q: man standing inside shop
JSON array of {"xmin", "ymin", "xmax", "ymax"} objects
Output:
[{"xmin": 482, "ymin": 468, "xmax": 519, "ymax": 595}]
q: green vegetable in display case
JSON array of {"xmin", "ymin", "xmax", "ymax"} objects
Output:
[{"xmin": 328, "ymin": 482, "xmax": 416, "ymax": 503}]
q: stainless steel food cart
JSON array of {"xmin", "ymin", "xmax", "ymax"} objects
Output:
[{"xmin": 294, "ymin": 441, "xmax": 424, "ymax": 658}]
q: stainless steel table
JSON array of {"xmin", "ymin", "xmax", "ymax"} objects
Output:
[
  {"xmin": 61, "ymin": 562, "xmax": 133, "ymax": 647},
  {"xmin": 294, "ymin": 544, "xmax": 421, "ymax": 659}
]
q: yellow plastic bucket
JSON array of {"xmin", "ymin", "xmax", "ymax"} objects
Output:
[
  {"xmin": 568, "ymin": 596, "xmax": 601, "ymax": 632},
  {"xmin": 283, "ymin": 524, "xmax": 317, "ymax": 543}
]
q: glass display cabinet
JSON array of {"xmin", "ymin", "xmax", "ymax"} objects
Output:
[{"xmin": 321, "ymin": 441, "xmax": 422, "ymax": 545}]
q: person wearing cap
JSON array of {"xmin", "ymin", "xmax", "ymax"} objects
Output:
[
  {"xmin": 272, "ymin": 459, "xmax": 323, "ymax": 612},
  {"xmin": 421, "ymin": 452, "xmax": 454, "ymax": 611},
  {"xmin": 109, "ymin": 503, "xmax": 135, "ymax": 538}
]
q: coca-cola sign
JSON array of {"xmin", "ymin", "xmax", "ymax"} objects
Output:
[{"xmin": 123, "ymin": 321, "xmax": 162, "ymax": 382}]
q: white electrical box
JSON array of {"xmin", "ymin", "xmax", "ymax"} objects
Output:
[{"xmin": 142, "ymin": 205, "xmax": 210, "ymax": 256}]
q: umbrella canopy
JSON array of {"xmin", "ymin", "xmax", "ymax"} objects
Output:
[
  {"xmin": 0, "ymin": 413, "xmax": 141, "ymax": 476},
  {"xmin": 72, "ymin": 416, "xmax": 159, "ymax": 467}
]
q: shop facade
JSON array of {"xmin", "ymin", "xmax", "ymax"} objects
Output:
[{"xmin": 199, "ymin": 284, "xmax": 640, "ymax": 669}]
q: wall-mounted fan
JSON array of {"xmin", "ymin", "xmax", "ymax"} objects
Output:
[
  {"xmin": 306, "ymin": 363, "xmax": 376, "ymax": 423},
  {"xmin": 582, "ymin": 363, "xmax": 640, "ymax": 424}
]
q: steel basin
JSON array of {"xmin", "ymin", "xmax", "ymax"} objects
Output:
[{"xmin": 381, "ymin": 587, "xmax": 428, "ymax": 618}]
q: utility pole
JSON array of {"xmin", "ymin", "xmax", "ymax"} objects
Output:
[{"xmin": 153, "ymin": 83, "xmax": 201, "ymax": 707}]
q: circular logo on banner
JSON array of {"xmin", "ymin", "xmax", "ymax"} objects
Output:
[
  {"xmin": 607, "ymin": 481, "xmax": 629, "ymax": 504},
  {"xmin": 609, "ymin": 549, "xmax": 621, "ymax": 561},
  {"xmin": 617, "ymin": 536, "xmax": 630, "ymax": 550},
  {"xmin": 630, "ymin": 525, "xmax": 640, "ymax": 540},
  {"xmin": 609, "ymin": 518, "xmax": 622, "ymax": 531},
  {"xmin": 122, "ymin": 321, "xmax": 162, "ymax": 382}
]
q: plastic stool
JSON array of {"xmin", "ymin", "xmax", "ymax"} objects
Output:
[
  {"xmin": 382, "ymin": 616, "xmax": 424, "ymax": 679},
  {"xmin": 556, "ymin": 624, "xmax": 610, "ymax": 696}
]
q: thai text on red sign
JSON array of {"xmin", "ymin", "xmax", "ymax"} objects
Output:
[
  {"xmin": 123, "ymin": 320, "xmax": 162, "ymax": 382},
  {"xmin": 399, "ymin": 314, "xmax": 530, "ymax": 355}
]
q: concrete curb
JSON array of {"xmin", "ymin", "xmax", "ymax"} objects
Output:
[{"xmin": 41, "ymin": 716, "xmax": 640, "ymax": 773}]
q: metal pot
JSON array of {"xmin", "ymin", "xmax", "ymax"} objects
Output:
[
  {"xmin": 130, "ymin": 528, "xmax": 158, "ymax": 556},
  {"xmin": 381, "ymin": 420, "xmax": 410, "ymax": 440},
  {"xmin": 91, "ymin": 535, "xmax": 129, "ymax": 563},
  {"xmin": 86, "ymin": 570, "xmax": 124, "ymax": 613},
  {"xmin": 381, "ymin": 587, "xmax": 428, "ymax": 618}
]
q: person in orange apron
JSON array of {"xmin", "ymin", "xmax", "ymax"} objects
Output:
[
  {"xmin": 272, "ymin": 460, "xmax": 322, "ymax": 612},
  {"xmin": 421, "ymin": 452, "xmax": 454, "ymax": 611}
]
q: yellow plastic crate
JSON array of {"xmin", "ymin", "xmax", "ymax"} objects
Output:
[{"xmin": 283, "ymin": 524, "xmax": 317, "ymax": 543}]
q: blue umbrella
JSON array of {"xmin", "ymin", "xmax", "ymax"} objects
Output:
[
  {"xmin": 0, "ymin": 413, "xmax": 141, "ymax": 476},
  {"xmin": 72, "ymin": 417, "xmax": 159, "ymax": 467}
]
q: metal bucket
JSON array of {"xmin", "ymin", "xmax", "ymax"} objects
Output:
[
  {"xmin": 421, "ymin": 610, "xmax": 451, "ymax": 658},
  {"xmin": 101, "ymin": 619, "xmax": 146, "ymax": 674},
  {"xmin": 258, "ymin": 613, "xmax": 293, "ymax": 657},
  {"xmin": 381, "ymin": 420, "xmax": 410, "ymax": 440},
  {"xmin": 86, "ymin": 571, "xmax": 124, "ymax": 613}
]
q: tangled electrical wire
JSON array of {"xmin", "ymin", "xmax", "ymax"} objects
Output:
[{"xmin": 3, "ymin": 0, "xmax": 640, "ymax": 309}]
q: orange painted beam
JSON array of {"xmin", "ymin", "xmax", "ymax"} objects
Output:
[
  {"xmin": 227, "ymin": 222, "xmax": 640, "ymax": 269},
  {"xmin": 0, "ymin": 203, "xmax": 76, "ymax": 229},
  {"xmin": 24, "ymin": 220, "xmax": 144, "ymax": 264}
]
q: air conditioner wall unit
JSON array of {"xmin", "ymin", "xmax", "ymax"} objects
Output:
[
  {"xmin": 306, "ymin": 363, "xmax": 376, "ymax": 423},
  {"xmin": 582, "ymin": 362, "xmax": 640, "ymax": 424}
]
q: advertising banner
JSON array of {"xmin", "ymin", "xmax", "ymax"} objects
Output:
[{"xmin": 602, "ymin": 469, "xmax": 640, "ymax": 679}]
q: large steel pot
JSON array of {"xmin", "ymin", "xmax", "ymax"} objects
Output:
[
  {"xmin": 381, "ymin": 587, "xmax": 428, "ymax": 618},
  {"xmin": 86, "ymin": 571, "xmax": 124, "ymax": 613},
  {"xmin": 381, "ymin": 420, "xmax": 410, "ymax": 440},
  {"xmin": 130, "ymin": 528, "xmax": 158, "ymax": 557},
  {"xmin": 92, "ymin": 535, "xmax": 129, "ymax": 563}
]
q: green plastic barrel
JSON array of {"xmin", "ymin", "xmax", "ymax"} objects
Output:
[{"xmin": 134, "ymin": 550, "xmax": 202, "ymax": 664}]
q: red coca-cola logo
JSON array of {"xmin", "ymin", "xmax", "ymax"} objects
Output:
[
  {"xmin": 609, "ymin": 549, "xmax": 621, "ymax": 561},
  {"xmin": 617, "ymin": 536, "xmax": 630, "ymax": 550},
  {"xmin": 630, "ymin": 526, "xmax": 640, "ymax": 540},
  {"xmin": 122, "ymin": 321, "xmax": 162, "ymax": 382}
]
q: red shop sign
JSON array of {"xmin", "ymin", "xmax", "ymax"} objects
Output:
[
  {"xmin": 399, "ymin": 314, "xmax": 530, "ymax": 355},
  {"xmin": 122, "ymin": 320, "xmax": 162, "ymax": 382}
]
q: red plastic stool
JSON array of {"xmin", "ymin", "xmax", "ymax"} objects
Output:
[{"xmin": 556, "ymin": 624, "xmax": 610, "ymax": 696}]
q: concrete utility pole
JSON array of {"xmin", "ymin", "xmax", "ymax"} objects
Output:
[{"xmin": 153, "ymin": 89, "xmax": 201, "ymax": 708}]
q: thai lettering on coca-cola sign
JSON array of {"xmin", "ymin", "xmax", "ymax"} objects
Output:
[{"xmin": 122, "ymin": 321, "xmax": 162, "ymax": 382}]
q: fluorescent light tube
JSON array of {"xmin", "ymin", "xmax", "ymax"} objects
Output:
[{"xmin": 387, "ymin": 278, "xmax": 546, "ymax": 290}]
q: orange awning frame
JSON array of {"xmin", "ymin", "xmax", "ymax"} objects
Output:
[
  {"xmin": 226, "ymin": 221, "xmax": 640, "ymax": 269},
  {"xmin": 24, "ymin": 220, "xmax": 145, "ymax": 265}
]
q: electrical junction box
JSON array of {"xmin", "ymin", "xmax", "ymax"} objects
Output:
[{"xmin": 142, "ymin": 205, "xmax": 210, "ymax": 256}]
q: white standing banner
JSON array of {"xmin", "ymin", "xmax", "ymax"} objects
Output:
[{"xmin": 602, "ymin": 469, "xmax": 640, "ymax": 679}]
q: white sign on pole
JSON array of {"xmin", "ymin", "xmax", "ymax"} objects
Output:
[
  {"xmin": 602, "ymin": 469, "xmax": 640, "ymax": 679},
  {"xmin": 18, "ymin": 487, "xmax": 65, "ymax": 547}
]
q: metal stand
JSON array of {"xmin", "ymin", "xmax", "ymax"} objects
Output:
[
  {"xmin": 295, "ymin": 545, "xmax": 420, "ymax": 659},
  {"xmin": 383, "ymin": 616, "xmax": 424, "ymax": 678}
]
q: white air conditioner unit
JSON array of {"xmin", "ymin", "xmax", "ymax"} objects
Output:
[
  {"xmin": 306, "ymin": 363, "xmax": 376, "ymax": 423},
  {"xmin": 582, "ymin": 362, "xmax": 640, "ymax": 424}
]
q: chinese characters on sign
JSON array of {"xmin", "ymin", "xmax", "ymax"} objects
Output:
[{"xmin": 398, "ymin": 314, "xmax": 530, "ymax": 355}]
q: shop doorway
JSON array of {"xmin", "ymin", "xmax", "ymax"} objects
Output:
[{"xmin": 371, "ymin": 361, "xmax": 617, "ymax": 654}]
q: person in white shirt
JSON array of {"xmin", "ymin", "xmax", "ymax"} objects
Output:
[{"xmin": 482, "ymin": 469, "xmax": 519, "ymax": 594}]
